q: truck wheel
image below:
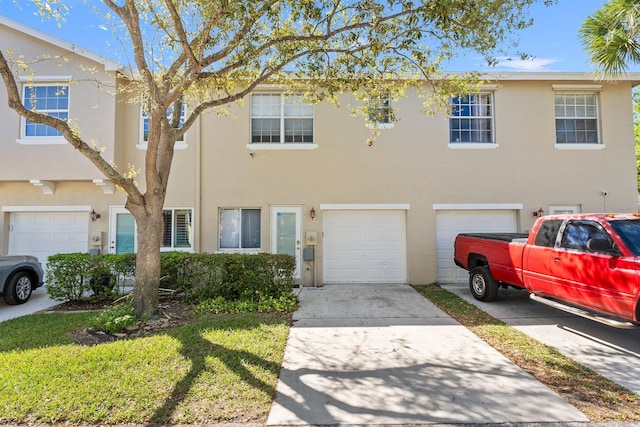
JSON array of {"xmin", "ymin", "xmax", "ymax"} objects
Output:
[
  {"xmin": 3, "ymin": 271, "xmax": 34, "ymax": 305},
  {"xmin": 469, "ymin": 266, "xmax": 499, "ymax": 302}
]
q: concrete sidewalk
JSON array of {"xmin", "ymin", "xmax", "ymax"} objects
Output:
[{"xmin": 267, "ymin": 283, "xmax": 588, "ymax": 425}]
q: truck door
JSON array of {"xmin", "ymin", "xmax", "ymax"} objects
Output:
[
  {"xmin": 552, "ymin": 220, "xmax": 634, "ymax": 318},
  {"xmin": 522, "ymin": 219, "xmax": 563, "ymax": 297}
]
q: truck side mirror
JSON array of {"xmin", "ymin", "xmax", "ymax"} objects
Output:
[{"xmin": 587, "ymin": 238, "xmax": 618, "ymax": 255}]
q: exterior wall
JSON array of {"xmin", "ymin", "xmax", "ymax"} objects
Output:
[
  {"xmin": 0, "ymin": 182, "xmax": 125, "ymax": 254},
  {"xmin": 0, "ymin": 20, "xmax": 121, "ymax": 257},
  {"xmin": 196, "ymin": 79, "xmax": 638, "ymax": 285},
  {"xmin": 0, "ymin": 23, "xmax": 118, "ymax": 181},
  {"xmin": 0, "ymin": 18, "xmax": 638, "ymax": 285}
]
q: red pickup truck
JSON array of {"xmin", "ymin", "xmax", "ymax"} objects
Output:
[{"xmin": 454, "ymin": 214, "xmax": 640, "ymax": 327}]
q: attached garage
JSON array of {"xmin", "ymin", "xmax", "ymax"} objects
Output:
[
  {"xmin": 435, "ymin": 205, "xmax": 521, "ymax": 283},
  {"xmin": 322, "ymin": 206, "xmax": 407, "ymax": 284},
  {"xmin": 7, "ymin": 208, "xmax": 90, "ymax": 270}
]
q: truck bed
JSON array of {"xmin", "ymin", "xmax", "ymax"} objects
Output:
[{"xmin": 457, "ymin": 232, "xmax": 529, "ymax": 242}]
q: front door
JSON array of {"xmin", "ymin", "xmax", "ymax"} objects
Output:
[
  {"xmin": 271, "ymin": 206, "xmax": 301, "ymax": 278},
  {"xmin": 109, "ymin": 207, "xmax": 136, "ymax": 254}
]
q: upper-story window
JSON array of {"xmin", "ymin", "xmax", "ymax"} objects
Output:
[
  {"xmin": 449, "ymin": 93, "xmax": 494, "ymax": 144},
  {"xmin": 20, "ymin": 84, "xmax": 69, "ymax": 142},
  {"xmin": 367, "ymin": 92, "xmax": 393, "ymax": 128},
  {"xmin": 139, "ymin": 102, "xmax": 186, "ymax": 150},
  {"xmin": 250, "ymin": 93, "xmax": 314, "ymax": 144},
  {"xmin": 555, "ymin": 93, "xmax": 599, "ymax": 144}
]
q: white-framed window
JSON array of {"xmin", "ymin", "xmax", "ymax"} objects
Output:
[
  {"xmin": 449, "ymin": 93, "xmax": 494, "ymax": 144},
  {"xmin": 367, "ymin": 92, "xmax": 393, "ymax": 129},
  {"xmin": 161, "ymin": 208, "xmax": 193, "ymax": 250},
  {"xmin": 250, "ymin": 94, "xmax": 314, "ymax": 145},
  {"xmin": 549, "ymin": 205, "xmax": 580, "ymax": 215},
  {"xmin": 138, "ymin": 102, "xmax": 187, "ymax": 150},
  {"xmin": 19, "ymin": 84, "xmax": 69, "ymax": 144},
  {"xmin": 110, "ymin": 207, "xmax": 193, "ymax": 253},
  {"xmin": 219, "ymin": 208, "xmax": 261, "ymax": 251},
  {"xmin": 554, "ymin": 93, "xmax": 599, "ymax": 144}
]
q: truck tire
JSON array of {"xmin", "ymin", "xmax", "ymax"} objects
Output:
[
  {"xmin": 3, "ymin": 271, "xmax": 34, "ymax": 305},
  {"xmin": 469, "ymin": 266, "xmax": 499, "ymax": 302}
]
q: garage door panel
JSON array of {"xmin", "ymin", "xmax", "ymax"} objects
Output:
[
  {"xmin": 9, "ymin": 212, "xmax": 89, "ymax": 271},
  {"xmin": 436, "ymin": 210, "xmax": 517, "ymax": 284},
  {"xmin": 323, "ymin": 210, "xmax": 406, "ymax": 284}
]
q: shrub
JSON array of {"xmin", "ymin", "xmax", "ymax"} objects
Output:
[
  {"xmin": 46, "ymin": 253, "xmax": 131, "ymax": 302},
  {"xmin": 184, "ymin": 253, "xmax": 296, "ymax": 303},
  {"xmin": 45, "ymin": 252, "xmax": 296, "ymax": 308},
  {"xmin": 92, "ymin": 301, "xmax": 140, "ymax": 334},
  {"xmin": 46, "ymin": 253, "xmax": 97, "ymax": 301},
  {"xmin": 194, "ymin": 292, "xmax": 297, "ymax": 314}
]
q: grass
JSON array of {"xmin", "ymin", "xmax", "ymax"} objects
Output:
[
  {"xmin": 0, "ymin": 311, "xmax": 290, "ymax": 424},
  {"xmin": 413, "ymin": 283, "xmax": 640, "ymax": 422}
]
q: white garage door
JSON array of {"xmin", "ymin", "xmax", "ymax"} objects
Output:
[
  {"xmin": 436, "ymin": 210, "xmax": 517, "ymax": 283},
  {"xmin": 323, "ymin": 210, "xmax": 406, "ymax": 283},
  {"xmin": 8, "ymin": 211, "xmax": 89, "ymax": 269}
]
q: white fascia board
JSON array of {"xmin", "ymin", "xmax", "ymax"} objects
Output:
[
  {"xmin": 320, "ymin": 204, "xmax": 410, "ymax": 210},
  {"xmin": 432, "ymin": 203, "xmax": 524, "ymax": 211},
  {"xmin": 444, "ymin": 71, "xmax": 640, "ymax": 83},
  {"xmin": 2, "ymin": 205, "xmax": 92, "ymax": 212}
]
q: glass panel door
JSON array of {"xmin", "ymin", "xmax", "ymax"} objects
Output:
[
  {"xmin": 271, "ymin": 206, "xmax": 301, "ymax": 278},
  {"xmin": 110, "ymin": 207, "xmax": 136, "ymax": 254}
]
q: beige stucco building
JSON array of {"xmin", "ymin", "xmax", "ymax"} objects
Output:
[{"xmin": 1, "ymin": 15, "xmax": 639, "ymax": 286}]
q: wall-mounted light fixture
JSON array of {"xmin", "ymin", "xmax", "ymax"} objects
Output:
[
  {"xmin": 90, "ymin": 209, "xmax": 101, "ymax": 222},
  {"xmin": 533, "ymin": 207, "xmax": 544, "ymax": 218},
  {"xmin": 310, "ymin": 207, "xmax": 316, "ymax": 220}
]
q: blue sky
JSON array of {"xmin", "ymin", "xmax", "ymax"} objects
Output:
[{"xmin": 1, "ymin": 0, "xmax": 638, "ymax": 73}]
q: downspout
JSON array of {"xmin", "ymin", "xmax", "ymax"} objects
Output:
[{"xmin": 194, "ymin": 116, "xmax": 202, "ymax": 252}]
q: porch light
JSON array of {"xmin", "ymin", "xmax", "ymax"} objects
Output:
[{"xmin": 90, "ymin": 209, "xmax": 101, "ymax": 222}]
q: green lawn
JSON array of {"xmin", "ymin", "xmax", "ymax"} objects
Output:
[{"xmin": 0, "ymin": 312, "xmax": 290, "ymax": 424}]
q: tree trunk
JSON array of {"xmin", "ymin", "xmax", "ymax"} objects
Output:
[{"xmin": 131, "ymin": 204, "xmax": 164, "ymax": 318}]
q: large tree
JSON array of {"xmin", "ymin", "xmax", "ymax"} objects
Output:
[
  {"xmin": 1, "ymin": 0, "xmax": 549, "ymax": 318},
  {"xmin": 580, "ymin": 0, "xmax": 640, "ymax": 77}
]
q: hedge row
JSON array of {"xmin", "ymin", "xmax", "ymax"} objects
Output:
[{"xmin": 45, "ymin": 252, "xmax": 296, "ymax": 302}]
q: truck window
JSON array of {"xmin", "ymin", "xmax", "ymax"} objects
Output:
[
  {"xmin": 534, "ymin": 220, "xmax": 563, "ymax": 247},
  {"xmin": 561, "ymin": 220, "xmax": 611, "ymax": 252},
  {"xmin": 609, "ymin": 219, "xmax": 640, "ymax": 256}
]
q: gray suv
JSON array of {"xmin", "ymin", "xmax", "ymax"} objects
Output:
[{"xmin": 0, "ymin": 255, "xmax": 44, "ymax": 304}]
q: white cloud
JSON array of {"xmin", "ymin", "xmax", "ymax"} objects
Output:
[{"xmin": 492, "ymin": 56, "xmax": 560, "ymax": 71}]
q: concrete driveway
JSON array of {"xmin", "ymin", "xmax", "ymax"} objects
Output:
[
  {"xmin": 267, "ymin": 283, "xmax": 588, "ymax": 425},
  {"xmin": 0, "ymin": 287, "xmax": 60, "ymax": 323},
  {"xmin": 442, "ymin": 283, "xmax": 640, "ymax": 395}
]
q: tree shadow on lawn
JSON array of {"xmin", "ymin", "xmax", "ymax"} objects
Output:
[{"xmin": 149, "ymin": 313, "xmax": 287, "ymax": 424}]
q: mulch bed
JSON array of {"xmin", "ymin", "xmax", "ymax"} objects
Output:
[{"xmin": 47, "ymin": 297, "xmax": 196, "ymax": 346}]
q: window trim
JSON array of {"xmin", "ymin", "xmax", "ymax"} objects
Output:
[
  {"xmin": 218, "ymin": 207, "xmax": 262, "ymax": 253},
  {"xmin": 161, "ymin": 208, "xmax": 194, "ymax": 251},
  {"xmin": 553, "ymin": 90, "xmax": 603, "ymax": 149},
  {"xmin": 448, "ymin": 92, "xmax": 497, "ymax": 149},
  {"xmin": 17, "ymin": 82, "xmax": 70, "ymax": 145},
  {"xmin": 366, "ymin": 92, "xmax": 394, "ymax": 129},
  {"xmin": 249, "ymin": 93, "xmax": 316, "ymax": 148}
]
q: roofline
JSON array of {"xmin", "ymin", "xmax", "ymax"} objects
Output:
[
  {"xmin": 0, "ymin": 14, "xmax": 122, "ymax": 72},
  {"xmin": 450, "ymin": 71, "xmax": 640, "ymax": 85}
]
